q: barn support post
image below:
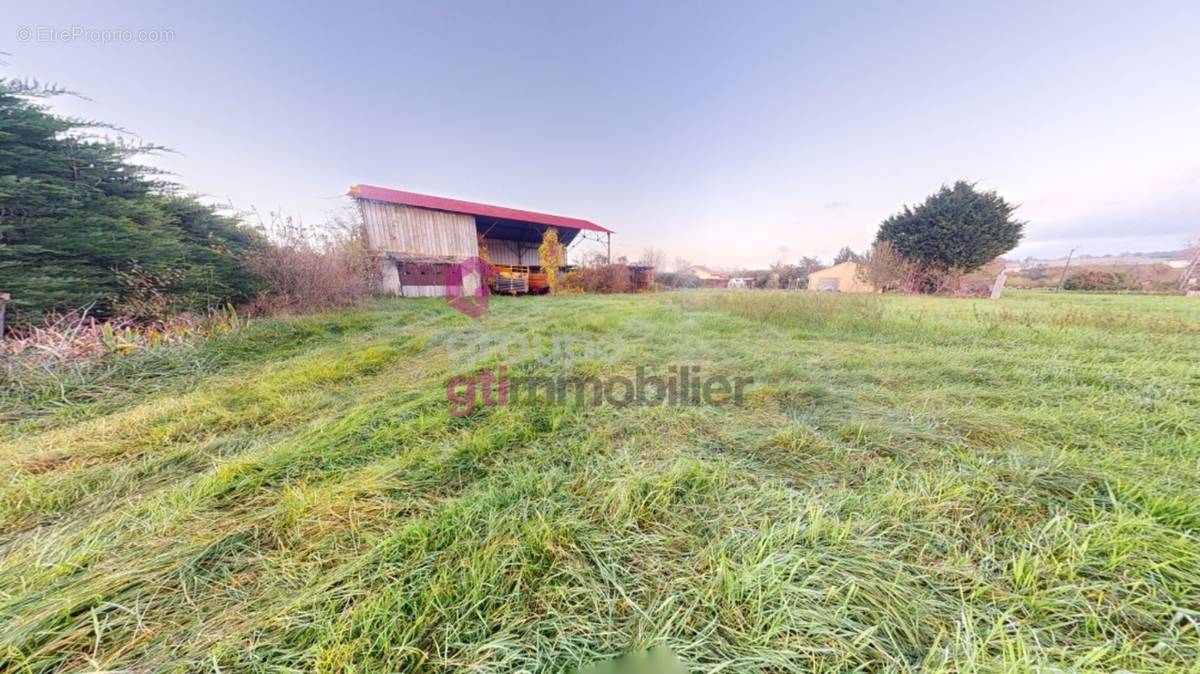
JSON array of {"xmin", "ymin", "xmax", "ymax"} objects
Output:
[{"xmin": 606, "ymin": 232, "xmax": 612, "ymax": 264}]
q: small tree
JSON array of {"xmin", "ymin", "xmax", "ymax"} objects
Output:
[
  {"xmin": 832, "ymin": 247, "xmax": 860, "ymax": 265},
  {"xmin": 797, "ymin": 256, "xmax": 824, "ymax": 274},
  {"xmin": 791, "ymin": 256, "xmax": 825, "ymax": 289},
  {"xmin": 638, "ymin": 247, "xmax": 665, "ymax": 269},
  {"xmin": 876, "ymin": 181, "xmax": 1024, "ymax": 273},
  {"xmin": 857, "ymin": 240, "xmax": 910, "ymax": 292},
  {"xmin": 538, "ymin": 227, "xmax": 564, "ymax": 294},
  {"xmin": 770, "ymin": 262, "xmax": 807, "ymax": 289}
]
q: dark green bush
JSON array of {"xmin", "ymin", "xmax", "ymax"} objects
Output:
[{"xmin": 0, "ymin": 80, "xmax": 264, "ymax": 326}]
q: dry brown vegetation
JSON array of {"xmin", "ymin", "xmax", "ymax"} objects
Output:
[
  {"xmin": 857, "ymin": 241, "xmax": 1008, "ymax": 296},
  {"xmin": 1, "ymin": 207, "xmax": 379, "ymax": 375},
  {"xmin": 1008, "ymin": 261, "xmax": 1186, "ymax": 292},
  {"xmin": 0, "ymin": 308, "xmax": 242, "ymax": 364},
  {"xmin": 241, "ymin": 208, "xmax": 379, "ymax": 315},
  {"xmin": 560, "ymin": 253, "xmax": 635, "ymax": 294}
]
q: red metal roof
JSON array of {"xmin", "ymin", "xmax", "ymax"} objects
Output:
[{"xmin": 349, "ymin": 184, "xmax": 612, "ymax": 234}]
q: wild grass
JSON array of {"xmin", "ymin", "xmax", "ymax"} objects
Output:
[{"xmin": 0, "ymin": 290, "xmax": 1196, "ymax": 672}]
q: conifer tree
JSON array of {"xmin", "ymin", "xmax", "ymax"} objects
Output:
[
  {"xmin": 875, "ymin": 181, "xmax": 1023, "ymax": 272},
  {"xmin": 0, "ymin": 79, "xmax": 263, "ymax": 326}
]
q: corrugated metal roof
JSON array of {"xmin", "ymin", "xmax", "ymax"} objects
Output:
[{"xmin": 349, "ymin": 184, "xmax": 612, "ymax": 234}]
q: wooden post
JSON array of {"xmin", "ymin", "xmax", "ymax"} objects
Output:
[
  {"xmin": 606, "ymin": 232, "xmax": 612, "ymax": 265},
  {"xmin": 989, "ymin": 270, "xmax": 1008, "ymax": 300},
  {"xmin": 0, "ymin": 293, "xmax": 9, "ymax": 337}
]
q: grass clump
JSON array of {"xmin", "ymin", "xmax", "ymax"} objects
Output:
[{"xmin": 0, "ymin": 290, "xmax": 1197, "ymax": 672}]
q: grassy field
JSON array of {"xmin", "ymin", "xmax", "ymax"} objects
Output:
[{"xmin": 1, "ymin": 290, "xmax": 1197, "ymax": 672}]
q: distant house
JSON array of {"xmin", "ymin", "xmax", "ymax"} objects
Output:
[
  {"xmin": 688, "ymin": 265, "xmax": 729, "ymax": 288},
  {"xmin": 807, "ymin": 261, "xmax": 876, "ymax": 293}
]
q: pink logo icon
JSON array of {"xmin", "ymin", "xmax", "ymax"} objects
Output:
[{"xmin": 445, "ymin": 256, "xmax": 495, "ymax": 318}]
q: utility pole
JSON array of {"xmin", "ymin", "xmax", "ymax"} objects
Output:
[{"xmin": 1056, "ymin": 247, "xmax": 1077, "ymax": 292}]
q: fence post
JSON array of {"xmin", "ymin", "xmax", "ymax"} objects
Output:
[
  {"xmin": 989, "ymin": 270, "xmax": 1008, "ymax": 300},
  {"xmin": 0, "ymin": 293, "xmax": 9, "ymax": 337}
]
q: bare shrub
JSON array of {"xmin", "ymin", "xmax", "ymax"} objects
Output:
[
  {"xmin": 904, "ymin": 266, "xmax": 965, "ymax": 295},
  {"xmin": 857, "ymin": 240, "xmax": 911, "ymax": 292},
  {"xmin": 859, "ymin": 241, "xmax": 1004, "ymax": 296},
  {"xmin": 559, "ymin": 254, "xmax": 633, "ymax": 294},
  {"xmin": 638, "ymin": 248, "xmax": 666, "ymax": 270},
  {"xmin": 242, "ymin": 207, "xmax": 378, "ymax": 315},
  {"xmin": 1063, "ymin": 270, "xmax": 1139, "ymax": 291}
]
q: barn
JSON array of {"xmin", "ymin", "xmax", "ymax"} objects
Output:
[{"xmin": 349, "ymin": 184, "xmax": 614, "ymax": 296}]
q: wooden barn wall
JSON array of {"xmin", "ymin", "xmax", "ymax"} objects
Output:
[
  {"xmin": 481, "ymin": 237, "xmax": 537, "ymax": 266},
  {"xmin": 359, "ymin": 201, "xmax": 478, "ymax": 259}
]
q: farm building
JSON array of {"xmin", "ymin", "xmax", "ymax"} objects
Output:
[
  {"xmin": 687, "ymin": 265, "xmax": 730, "ymax": 288},
  {"xmin": 807, "ymin": 261, "xmax": 876, "ymax": 293},
  {"xmin": 349, "ymin": 185, "xmax": 615, "ymax": 296}
]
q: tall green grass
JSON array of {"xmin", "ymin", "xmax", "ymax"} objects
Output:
[{"xmin": 0, "ymin": 290, "xmax": 1196, "ymax": 672}]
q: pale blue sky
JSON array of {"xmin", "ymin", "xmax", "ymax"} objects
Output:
[{"xmin": 5, "ymin": 0, "xmax": 1199, "ymax": 267}]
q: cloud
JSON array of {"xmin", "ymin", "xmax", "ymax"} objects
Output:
[{"xmin": 1019, "ymin": 191, "xmax": 1200, "ymax": 256}]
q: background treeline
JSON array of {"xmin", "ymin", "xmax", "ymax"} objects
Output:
[
  {"xmin": 1009, "ymin": 265, "xmax": 1183, "ymax": 292},
  {"xmin": 654, "ymin": 179, "xmax": 1032, "ymax": 297}
]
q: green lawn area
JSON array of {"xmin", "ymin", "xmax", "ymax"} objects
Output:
[{"xmin": 1, "ymin": 290, "xmax": 1197, "ymax": 672}]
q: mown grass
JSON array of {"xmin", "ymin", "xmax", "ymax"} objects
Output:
[{"xmin": 0, "ymin": 290, "xmax": 1197, "ymax": 672}]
